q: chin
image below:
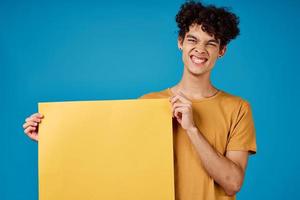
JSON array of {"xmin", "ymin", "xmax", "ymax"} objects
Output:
[
  {"xmin": 187, "ymin": 63, "xmax": 211, "ymax": 75},
  {"xmin": 186, "ymin": 67, "xmax": 209, "ymax": 76}
]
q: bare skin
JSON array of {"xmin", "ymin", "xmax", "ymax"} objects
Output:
[
  {"xmin": 23, "ymin": 23, "xmax": 249, "ymax": 196},
  {"xmin": 23, "ymin": 113, "xmax": 43, "ymax": 141}
]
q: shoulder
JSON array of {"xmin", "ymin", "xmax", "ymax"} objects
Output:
[
  {"xmin": 219, "ymin": 90, "xmax": 252, "ymax": 116},
  {"xmin": 138, "ymin": 88, "xmax": 171, "ymax": 99},
  {"xmin": 220, "ymin": 90, "xmax": 250, "ymax": 105}
]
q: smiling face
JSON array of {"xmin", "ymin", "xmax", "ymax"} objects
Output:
[{"xmin": 178, "ymin": 24, "xmax": 226, "ymax": 76}]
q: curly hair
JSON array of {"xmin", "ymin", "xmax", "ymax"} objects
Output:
[{"xmin": 175, "ymin": 0, "xmax": 240, "ymax": 47}]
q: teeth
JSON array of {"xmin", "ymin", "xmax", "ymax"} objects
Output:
[{"xmin": 191, "ymin": 55, "xmax": 206, "ymax": 64}]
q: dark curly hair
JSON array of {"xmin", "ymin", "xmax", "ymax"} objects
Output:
[{"xmin": 175, "ymin": 0, "xmax": 240, "ymax": 47}]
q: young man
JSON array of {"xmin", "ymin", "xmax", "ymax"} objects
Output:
[{"xmin": 23, "ymin": 1, "xmax": 256, "ymax": 199}]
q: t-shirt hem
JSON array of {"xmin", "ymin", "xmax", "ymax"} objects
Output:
[{"xmin": 226, "ymin": 147, "xmax": 257, "ymax": 155}]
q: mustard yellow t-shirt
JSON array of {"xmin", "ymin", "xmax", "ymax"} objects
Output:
[{"xmin": 139, "ymin": 88, "xmax": 257, "ymax": 200}]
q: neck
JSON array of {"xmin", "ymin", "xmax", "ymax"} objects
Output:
[{"xmin": 172, "ymin": 68, "xmax": 218, "ymax": 99}]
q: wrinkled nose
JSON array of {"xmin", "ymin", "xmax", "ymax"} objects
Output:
[{"xmin": 194, "ymin": 44, "xmax": 207, "ymax": 54}]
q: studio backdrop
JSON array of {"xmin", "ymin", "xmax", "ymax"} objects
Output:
[{"xmin": 1, "ymin": 0, "xmax": 299, "ymax": 199}]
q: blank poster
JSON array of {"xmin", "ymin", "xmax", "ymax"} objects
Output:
[{"xmin": 38, "ymin": 99, "xmax": 174, "ymax": 200}]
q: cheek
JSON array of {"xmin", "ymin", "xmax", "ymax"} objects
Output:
[
  {"xmin": 210, "ymin": 54, "xmax": 219, "ymax": 62},
  {"xmin": 208, "ymin": 50, "xmax": 219, "ymax": 61},
  {"xmin": 182, "ymin": 52, "xmax": 190, "ymax": 63},
  {"xmin": 208, "ymin": 56, "xmax": 217, "ymax": 65}
]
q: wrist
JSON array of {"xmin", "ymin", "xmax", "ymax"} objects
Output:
[{"xmin": 186, "ymin": 125, "xmax": 198, "ymax": 134}]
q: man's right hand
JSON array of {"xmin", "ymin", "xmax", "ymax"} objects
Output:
[{"xmin": 23, "ymin": 113, "xmax": 44, "ymax": 142}]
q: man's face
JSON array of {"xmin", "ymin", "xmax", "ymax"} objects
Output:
[{"xmin": 178, "ymin": 24, "xmax": 226, "ymax": 76}]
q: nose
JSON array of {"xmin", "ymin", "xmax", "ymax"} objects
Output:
[{"xmin": 194, "ymin": 43, "xmax": 207, "ymax": 54}]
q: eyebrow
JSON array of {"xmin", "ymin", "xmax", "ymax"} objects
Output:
[
  {"xmin": 186, "ymin": 34, "xmax": 219, "ymax": 44},
  {"xmin": 207, "ymin": 39, "xmax": 219, "ymax": 44},
  {"xmin": 186, "ymin": 34, "xmax": 198, "ymax": 40}
]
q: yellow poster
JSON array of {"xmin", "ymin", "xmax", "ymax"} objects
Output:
[{"xmin": 38, "ymin": 99, "xmax": 174, "ymax": 200}]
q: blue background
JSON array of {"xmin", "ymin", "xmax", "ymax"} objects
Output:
[{"xmin": 1, "ymin": 0, "xmax": 299, "ymax": 199}]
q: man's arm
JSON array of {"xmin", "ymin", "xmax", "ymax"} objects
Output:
[
  {"xmin": 170, "ymin": 92, "xmax": 249, "ymax": 196},
  {"xmin": 186, "ymin": 127, "xmax": 248, "ymax": 196}
]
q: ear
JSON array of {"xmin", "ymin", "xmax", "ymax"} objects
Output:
[
  {"xmin": 177, "ymin": 37, "xmax": 183, "ymax": 50},
  {"xmin": 219, "ymin": 45, "xmax": 227, "ymax": 57}
]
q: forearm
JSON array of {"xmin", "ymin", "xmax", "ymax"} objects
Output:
[{"xmin": 186, "ymin": 127, "xmax": 244, "ymax": 196}]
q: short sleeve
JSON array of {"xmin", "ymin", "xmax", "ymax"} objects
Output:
[
  {"xmin": 226, "ymin": 100, "xmax": 257, "ymax": 155},
  {"xmin": 138, "ymin": 94, "xmax": 147, "ymax": 99},
  {"xmin": 137, "ymin": 93, "xmax": 157, "ymax": 99}
]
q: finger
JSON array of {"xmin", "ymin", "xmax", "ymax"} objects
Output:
[
  {"xmin": 24, "ymin": 126, "xmax": 36, "ymax": 134},
  {"xmin": 25, "ymin": 117, "xmax": 30, "ymax": 122},
  {"xmin": 174, "ymin": 108, "xmax": 182, "ymax": 118},
  {"xmin": 171, "ymin": 94, "xmax": 191, "ymax": 104},
  {"xmin": 28, "ymin": 132, "xmax": 38, "ymax": 141},
  {"xmin": 172, "ymin": 102, "xmax": 191, "ymax": 109},
  {"xmin": 174, "ymin": 109, "xmax": 182, "ymax": 124},
  {"xmin": 26, "ymin": 116, "xmax": 42, "ymax": 123},
  {"xmin": 177, "ymin": 90, "xmax": 192, "ymax": 101},
  {"xmin": 170, "ymin": 95, "xmax": 186, "ymax": 104},
  {"xmin": 174, "ymin": 106, "xmax": 191, "ymax": 121},
  {"xmin": 174, "ymin": 107, "xmax": 187, "ymax": 115},
  {"xmin": 176, "ymin": 92, "xmax": 192, "ymax": 103},
  {"xmin": 169, "ymin": 95, "xmax": 177, "ymax": 103},
  {"xmin": 169, "ymin": 92, "xmax": 185, "ymax": 101},
  {"xmin": 176, "ymin": 117, "xmax": 182, "ymax": 124},
  {"xmin": 171, "ymin": 102, "xmax": 189, "ymax": 116},
  {"xmin": 170, "ymin": 95, "xmax": 180, "ymax": 104},
  {"xmin": 169, "ymin": 90, "xmax": 192, "ymax": 102},
  {"xmin": 31, "ymin": 113, "xmax": 44, "ymax": 118},
  {"xmin": 23, "ymin": 121, "xmax": 38, "ymax": 129},
  {"xmin": 25, "ymin": 113, "xmax": 44, "ymax": 122}
]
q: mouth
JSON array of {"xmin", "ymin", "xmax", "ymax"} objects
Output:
[{"xmin": 190, "ymin": 55, "xmax": 208, "ymax": 66}]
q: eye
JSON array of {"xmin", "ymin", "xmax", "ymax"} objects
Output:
[
  {"xmin": 207, "ymin": 42, "xmax": 217, "ymax": 47},
  {"xmin": 187, "ymin": 39, "xmax": 197, "ymax": 43}
]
